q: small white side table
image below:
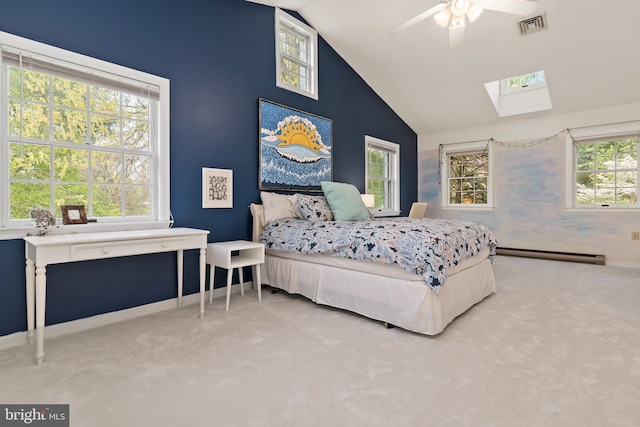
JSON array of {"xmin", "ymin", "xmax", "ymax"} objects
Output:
[{"xmin": 207, "ymin": 240, "xmax": 265, "ymax": 310}]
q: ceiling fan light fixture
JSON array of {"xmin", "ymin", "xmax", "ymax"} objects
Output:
[
  {"xmin": 450, "ymin": 14, "xmax": 466, "ymax": 29},
  {"xmin": 434, "ymin": 8, "xmax": 452, "ymax": 27},
  {"xmin": 466, "ymin": 3, "xmax": 484, "ymax": 23},
  {"xmin": 451, "ymin": 0, "xmax": 469, "ymax": 16}
]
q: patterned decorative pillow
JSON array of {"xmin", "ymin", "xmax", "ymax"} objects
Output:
[{"xmin": 297, "ymin": 194, "xmax": 334, "ymax": 222}]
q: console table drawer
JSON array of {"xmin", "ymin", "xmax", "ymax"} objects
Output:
[{"xmin": 70, "ymin": 237, "xmax": 188, "ymax": 261}]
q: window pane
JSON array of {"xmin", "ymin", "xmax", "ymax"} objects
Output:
[
  {"xmin": 475, "ymin": 177, "xmax": 487, "ymax": 190},
  {"xmin": 122, "ymin": 119, "xmax": 149, "ymax": 151},
  {"xmin": 617, "ymin": 170, "xmax": 637, "ymax": 187},
  {"xmin": 54, "ymin": 183, "xmax": 88, "ymax": 207},
  {"xmin": 616, "ymin": 187, "xmax": 637, "ymax": 204},
  {"xmin": 616, "ymin": 140, "xmax": 637, "ymax": 169},
  {"xmin": 122, "ymin": 93, "xmax": 149, "ymax": 121},
  {"xmin": 93, "ymin": 151, "xmax": 123, "ymax": 183},
  {"xmin": 54, "ymin": 147, "xmax": 88, "ymax": 181},
  {"xmin": 20, "ymin": 102, "xmax": 50, "ymax": 140},
  {"xmin": 124, "ymin": 186, "xmax": 151, "ymax": 216},
  {"xmin": 596, "ymin": 172, "xmax": 615, "ymax": 185},
  {"xmin": 124, "ymin": 155, "xmax": 151, "ymax": 184},
  {"xmin": 92, "ymin": 184, "xmax": 121, "ymax": 217},
  {"xmin": 53, "ymin": 76, "xmax": 86, "ymax": 109},
  {"xmin": 12, "ymin": 68, "xmax": 49, "ymax": 103},
  {"xmin": 10, "ymin": 143, "xmax": 50, "ymax": 180},
  {"xmin": 595, "ymin": 187, "xmax": 615, "ymax": 204},
  {"xmin": 91, "ymin": 113, "xmax": 120, "ymax": 147},
  {"xmin": 9, "ymin": 182, "xmax": 50, "ymax": 219},
  {"xmin": 53, "ymin": 108, "xmax": 87, "ymax": 143},
  {"xmin": 91, "ymin": 86, "xmax": 119, "ymax": 114},
  {"xmin": 596, "ymin": 153, "xmax": 615, "ymax": 170}
]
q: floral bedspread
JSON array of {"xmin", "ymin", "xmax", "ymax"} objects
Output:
[{"xmin": 260, "ymin": 218, "xmax": 498, "ymax": 293}]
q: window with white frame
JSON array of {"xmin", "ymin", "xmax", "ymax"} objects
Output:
[
  {"xmin": 568, "ymin": 126, "xmax": 639, "ymax": 208},
  {"xmin": 275, "ymin": 8, "xmax": 318, "ymax": 100},
  {"xmin": 365, "ymin": 136, "xmax": 399, "ymax": 216},
  {"xmin": 0, "ymin": 31, "xmax": 171, "ymax": 237},
  {"xmin": 441, "ymin": 141, "xmax": 493, "ymax": 207}
]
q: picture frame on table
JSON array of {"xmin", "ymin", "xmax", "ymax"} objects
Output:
[{"xmin": 60, "ymin": 205, "xmax": 88, "ymax": 225}]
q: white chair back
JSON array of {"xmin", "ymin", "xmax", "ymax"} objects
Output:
[{"xmin": 408, "ymin": 202, "xmax": 428, "ymax": 218}]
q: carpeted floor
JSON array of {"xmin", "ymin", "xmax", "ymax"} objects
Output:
[{"xmin": 0, "ymin": 256, "xmax": 639, "ymax": 427}]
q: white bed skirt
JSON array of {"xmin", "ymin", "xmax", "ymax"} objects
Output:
[{"xmin": 260, "ymin": 251, "xmax": 497, "ymax": 335}]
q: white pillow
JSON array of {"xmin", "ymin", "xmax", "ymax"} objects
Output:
[{"xmin": 260, "ymin": 192, "xmax": 302, "ymax": 224}]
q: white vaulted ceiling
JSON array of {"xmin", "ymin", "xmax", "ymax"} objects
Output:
[{"xmin": 248, "ymin": 0, "xmax": 640, "ymax": 134}]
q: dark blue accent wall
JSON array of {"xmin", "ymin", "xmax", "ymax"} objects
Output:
[{"xmin": 0, "ymin": 0, "xmax": 416, "ymax": 337}]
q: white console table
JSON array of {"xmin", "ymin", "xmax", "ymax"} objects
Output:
[{"xmin": 24, "ymin": 227, "xmax": 209, "ymax": 365}]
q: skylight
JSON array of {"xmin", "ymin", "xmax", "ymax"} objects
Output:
[{"xmin": 484, "ymin": 70, "xmax": 552, "ymax": 117}]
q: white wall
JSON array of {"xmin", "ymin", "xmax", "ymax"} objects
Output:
[{"xmin": 418, "ymin": 102, "xmax": 640, "ymax": 267}]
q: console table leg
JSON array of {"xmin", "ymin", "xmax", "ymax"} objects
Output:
[
  {"xmin": 199, "ymin": 248, "xmax": 206, "ymax": 319},
  {"xmin": 26, "ymin": 258, "xmax": 35, "ymax": 344},
  {"xmin": 35, "ymin": 266, "xmax": 46, "ymax": 366},
  {"xmin": 177, "ymin": 249, "xmax": 184, "ymax": 308}
]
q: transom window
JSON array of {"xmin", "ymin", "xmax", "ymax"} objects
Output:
[
  {"xmin": 441, "ymin": 141, "xmax": 493, "ymax": 208},
  {"xmin": 275, "ymin": 8, "xmax": 318, "ymax": 100},
  {"xmin": 573, "ymin": 136, "xmax": 638, "ymax": 206},
  {"xmin": 365, "ymin": 136, "xmax": 399, "ymax": 216},
  {"xmin": 1, "ymin": 31, "xmax": 170, "ymax": 237}
]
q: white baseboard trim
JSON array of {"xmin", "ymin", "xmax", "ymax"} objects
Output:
[{"xmin": 0, "ymin": 282, "xmax": 255, "ymax": 352}]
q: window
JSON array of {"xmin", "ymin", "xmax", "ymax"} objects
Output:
[
  {"xmin": 484, "ymin": 69, "xmax": 551, "ymax": 117},
  {"xmin": 568, "ymin": 126, "xmax": 639, "ymax": 208},
  {"xmin": 365, "ymin": 136, "xmax": 399, "ymax": 216},
  {"xmin": 1, "ymin": 31, "xmax": 170, "ymax": 238},
  {"xmin": 503, "ymin": 70, "xmax": 546, "ymax": 94},
  {"xmin": 441, "ymin": 141, "xmax": 493, "ymax": 208},
  {"xmin": 275, "ymin": 8, "xmax": 318, "ymax": 100}
]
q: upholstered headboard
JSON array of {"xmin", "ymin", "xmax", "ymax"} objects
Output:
[{"xmin": 249, "ymin": 203, "xmax": 264, "ymax": 243}]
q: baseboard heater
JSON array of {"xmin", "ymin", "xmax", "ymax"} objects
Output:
[{"xmin": 495, "ymin": 247, "xmax": 605, "ymax": 265}]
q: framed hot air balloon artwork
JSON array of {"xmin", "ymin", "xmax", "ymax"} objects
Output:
[{"xmin": 258, "ymin": 99, "xmax": 332, "ymax": 191}]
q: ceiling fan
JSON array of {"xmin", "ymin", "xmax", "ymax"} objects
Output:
[{"xmin": 390, "ymin": 0, "xmax": 539, "ymax": 47}]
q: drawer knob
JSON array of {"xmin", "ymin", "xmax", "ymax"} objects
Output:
[
  {"xmin": 161, "ymin": 241, "xmax": 169, "ymax": 248},
  {"xmin": 103, "ymin": 247, "xmax": 111, "ymax": 254}
]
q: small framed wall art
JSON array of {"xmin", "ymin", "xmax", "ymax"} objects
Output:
[
  {"xmin": 60, "ymin": 205, "xmax": 88, "ymax": 225},
  {"xmin": 202, "ymin": 167, "xmax": 233, "ymax": 208}
]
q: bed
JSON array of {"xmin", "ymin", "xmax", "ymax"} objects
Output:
[{"xmin": 249, "ymin": 190, "xmax": 497, "ymax": 335}]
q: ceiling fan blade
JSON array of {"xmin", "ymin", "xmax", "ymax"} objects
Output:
[
  {"xmin": 449, "ymin": 25, "xmax": 465, "ymax": 47},
  {"xmin": 473, "ymin": 0, "xmax": 538, "ymax": 15},
  {"xmin": 390, "ymin": 2, "xmax": 449, "ymax": 36}
]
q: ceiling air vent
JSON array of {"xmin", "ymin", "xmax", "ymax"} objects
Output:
[{"xmin": 518, "ymin": 12, "xmax": 547, "ymax": 35}]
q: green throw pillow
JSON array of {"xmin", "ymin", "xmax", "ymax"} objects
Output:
[{"xmin": 320, "ymin": 181, "xmax": 370, "ymax": 221}]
